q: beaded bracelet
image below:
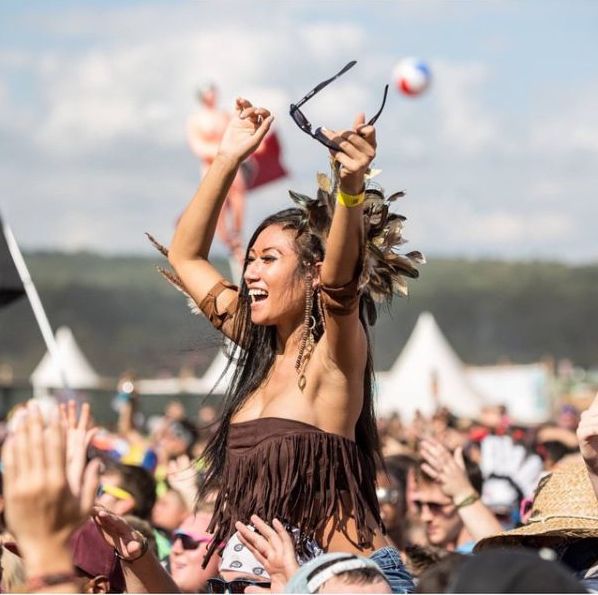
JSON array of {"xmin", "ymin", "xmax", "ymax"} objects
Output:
[
  {"xmin": 114, "ymin": 533, "xmax": 149, "ymax": 562},
  {"xmin": 337, "ymin": 188, "xmax": 365, "ymax": 208}
]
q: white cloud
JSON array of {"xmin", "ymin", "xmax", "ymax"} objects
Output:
[
  {"xmin": 30, "ymin": 21, "xmax": 375, "ymax": 154},
  {"xmin": 431, "ymin": 59, "xmax": 502, "ymax": 154},
  {"xmin": 300, "ymin": 23, "xmax": 366, "ymax": 62},
  {"xmin": 529, "ymin": 85, "xmax": 598, "ymax": 154},
  {"xmin": 1, "ymin": 2, "xmax": 596, "ymax": 262}
]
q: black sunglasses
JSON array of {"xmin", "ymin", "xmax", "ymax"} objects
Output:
[
  {"xmin": 172, "ymin": 532, "xmax": 211, "ymax": 550},
  {"xmin": 207, "ymin": 577, "xmax": 271, "ymax": 594},
  {"xmin": 413, "ymin": 500, "xmax": 453, "ymax": 515},
  {"xmin": 290, "ymin": 60, "xmax": 389, "ymax": 151}
]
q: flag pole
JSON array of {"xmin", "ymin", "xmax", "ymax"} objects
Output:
[{"xmin": 1, "ymin": 219, "xmax": 71, "ymax": 391}]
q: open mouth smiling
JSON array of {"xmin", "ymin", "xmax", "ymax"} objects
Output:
[{"xmin": 248, "ymin": 288, "xmax": 269, "ymax": 304}]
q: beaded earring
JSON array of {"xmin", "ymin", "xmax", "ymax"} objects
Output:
[{"xmin": 296, "ymin": 272, "xmax": 316, "ymax": 391}]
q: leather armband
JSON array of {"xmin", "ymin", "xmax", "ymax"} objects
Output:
[
  {"xmin": 198, "ymin": 280, "xmax": 239, "ymax": 330},
  {"xmin": 320, "ymin": 275, "xmax": 361, "ymax": 316}
]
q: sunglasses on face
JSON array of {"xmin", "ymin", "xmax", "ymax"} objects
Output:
[
  {"xmin": 289, "ymin": 60, "xmax": 389, "ymax": 151},
  {"xmin": 172, "ymin": 532, "xmax": 212, "ymax": 550},
  {"xmin": 207, "ymin": 577, "xmax": 271, "ymax": 594},
  {"xmin": 413, "ymin": 499, "xmax": 454, "ymax": 516}
]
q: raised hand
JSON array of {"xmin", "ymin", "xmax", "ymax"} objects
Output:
[
  {"xmin": 217, "ymin": 98, "xmax": 274, "ymax": 163},
  {"xmin": 166, "ymin": 454, "xmax": 197, "ymax": 512},
  {"xmin": 419, "ymin": 438, "xmax": 474, "ymax": 503},
  {"xmin": 2, "ymin": 401, "xmax": 101, "ymax": 582},
  {"xmin": 60, "ymin": 400, "xmax": 98, "ymax": 504},
  {"xmin": 321, "ymin": 113, "xmax": 377, "ymax": 195},
  {"xmin": 92, "ymin": 507, "xmax": 148, "ymax": 561},
  {"xmin": 419, "ymin": 436, "xmax": 504, "ymax": 541},
  {"xmin": 577, "ymin": 393, "xmax": 598, "ymax": 478},
  {"xmin": 235, "ymin": 515, "xmax": 299, "ymax": 594}
]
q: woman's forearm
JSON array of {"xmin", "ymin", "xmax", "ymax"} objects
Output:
[
  {"xmin": 121, "ymin": 551, "xmax": 181, "ymax": 594},
  {"xmin": 321, "ymin": 201, "xmax": 364, "ymax": 287},
  {"xmin": 169, "ymin": 154, "xmax": 240, "ymax": 266},
  {"xmin": 22, "ymin": 539, "xmax": 79, "ymax": 593}
]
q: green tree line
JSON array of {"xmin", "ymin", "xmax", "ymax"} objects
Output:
[{"xmin": 1, "ymin": 251, "xmax": 597, "ymax": 380}]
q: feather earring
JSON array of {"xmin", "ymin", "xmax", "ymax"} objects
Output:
[{"xmin": 288, "ymin": 162, "xmax": 425, "ymax": 321}]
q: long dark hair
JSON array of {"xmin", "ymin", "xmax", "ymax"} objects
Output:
[{"xmin": 198, "ymin": 208, "xmax": 382, "ymax": 504}]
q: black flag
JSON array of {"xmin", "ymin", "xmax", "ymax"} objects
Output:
[{"xmin": 0, "ymin": 216, "xmax": 25, "ymax": 307}]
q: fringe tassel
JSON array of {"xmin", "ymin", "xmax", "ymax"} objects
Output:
[{"xmin": 203, "ymin": 420, "xmax": 381, "ymax": 565}]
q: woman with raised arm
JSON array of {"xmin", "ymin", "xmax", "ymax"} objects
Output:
[{"xmin": 157, "ymin": 87, "xmax": 422, "ymax": 590}]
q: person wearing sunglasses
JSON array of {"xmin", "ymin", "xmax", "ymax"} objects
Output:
[
  {"xmin": 167, "ymin": 512, "xmax": 220, "ymax": 593},
  {"xmin": 95, "ymin": 462, "xmax": 156, "ymax": 522},
  {"xmin": 207, "ymin": 532, "xmax": 272, "ymax": 594},
  {"xmin": 414, "ymin": 438, "xmax": 502, "ymax": 555},
  {"xmin": 159, "ymin": 59, "xmax": 422, "ymax": 592}
]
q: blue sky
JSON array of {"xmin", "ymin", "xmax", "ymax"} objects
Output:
[{"xmin": 1, "ymin": 0, "xmax": 597, "ymax": 261}]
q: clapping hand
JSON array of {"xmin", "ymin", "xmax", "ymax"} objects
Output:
[{"xmin": 2, "ymin": 401, "xmax": 101, "ymax": 557}]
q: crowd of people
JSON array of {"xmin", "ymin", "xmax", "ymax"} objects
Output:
[
  {"xmin": 2, "ymin": 84, "xmax": 597, "ymax": 594},
  {"xmin": 0, "ymin": 395, "xmax": 597, "ymax": 593}
]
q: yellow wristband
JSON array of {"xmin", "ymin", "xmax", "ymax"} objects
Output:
[
  {"xmin": 454, "ymin": 492, "xmax": 480, "ymax": 509},
  {"xmin": 337, "ymin": 188, "xmax": 365, "ymax": 208}
]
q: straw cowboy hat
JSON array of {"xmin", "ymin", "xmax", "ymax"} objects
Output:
[{"xmin": 475, "ymin": 458, "xmax": 598, "ymax": 551}]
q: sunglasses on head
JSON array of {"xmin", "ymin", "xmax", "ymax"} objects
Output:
[
  {"xmin": 289, "ymin": 60, "xmax": 389, "ymax": 151},
  {"xmin": 413, "ymin": 499, "xmax": 453, "ymax": 515},
  {"xmin": 172, "ymin": 532, "xmax": 212, "ymax": 550},
  {"xmin": 207, "ymin": 577, "xmax": 271, "ymax": 594}
]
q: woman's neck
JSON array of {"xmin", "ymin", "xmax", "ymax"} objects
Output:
[{"xmin": 275, "ymin": 316, "xmax": 304, "ymax": 356}]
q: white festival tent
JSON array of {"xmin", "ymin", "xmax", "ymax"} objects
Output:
[
  {"xmin": 30, "ymin": 326, "xmax": 101, "ymax": 397},
  {"xmin": 466, "ymin": 363, "xmax": 552, "ymax": 425},
  {"xmin": 376, "ymin": 312, "xmax": 483, "ymax": 421}
]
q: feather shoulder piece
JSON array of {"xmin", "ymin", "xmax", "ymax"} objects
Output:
[
  {"xmin": 145, "ymin": 233, "xmax": 201, "ymax": 316},
  {"xmin": 288, "ymin": 160, "xmax": 425, "ymax": 324}
]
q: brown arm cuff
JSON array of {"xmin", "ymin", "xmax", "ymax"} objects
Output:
[
  {"xmin": 198, "ymin": 280, "xmax": 239, "ymax": 330},
  {"xmin": 320, "ymin": 275, "xmax": 361, "ymax": 316}
]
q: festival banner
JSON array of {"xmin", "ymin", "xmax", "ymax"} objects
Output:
[{"xmin": 242, "ymin": 131, "xmax": 288, "ymax": 190}]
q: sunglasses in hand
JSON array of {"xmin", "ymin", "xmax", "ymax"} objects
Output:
[
  {"xmin": 290, "ymin": 60, "xmax": 388, "ymax": 151},
  {"xmin": 207, "ymin": 577, "xmax": 272, "ymax": 594}
]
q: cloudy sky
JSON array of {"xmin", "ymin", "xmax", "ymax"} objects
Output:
[{"xmin": 1, "ymin": 0, "xmax": 597, "ymax": 262}]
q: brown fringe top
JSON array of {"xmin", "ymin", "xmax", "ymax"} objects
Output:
[{"xmin": 204, "ymin": 417, "xmax": 383, "ymax": 564}]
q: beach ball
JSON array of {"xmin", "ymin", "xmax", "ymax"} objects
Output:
[{"xmin": 394, "ymin": 58, "xmax": 431, "ymax": 96}]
